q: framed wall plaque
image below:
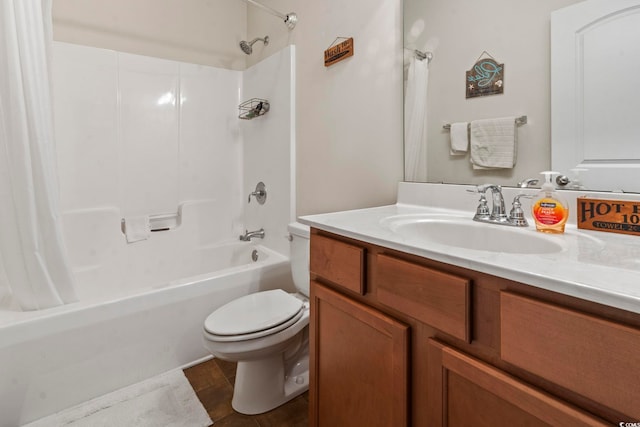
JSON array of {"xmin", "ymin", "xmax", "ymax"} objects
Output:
[
  {"xmin": 466, "ymin": 53, "xmax": 504, "ymax": 98},
  {"xmin": 324, "ymin": 37, "xmax": 354, "ymax": 67}
]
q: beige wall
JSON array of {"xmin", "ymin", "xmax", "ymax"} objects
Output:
[
  {"xmin": 52, "ymin": 0, "xmax": 248, "ymax": 70},
  {"xmin": 247, "ymin": 0, "xmax": 403, "ymax": 215},
  {"xmin": 52, "ymin": 0, "xmax": 404, "ymax": 216}
]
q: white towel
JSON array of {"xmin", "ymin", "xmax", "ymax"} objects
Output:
[
  {"xmin": 449, "ymin": 122, "xmax": 469, "ymax": 155},
  {"xmin": 470, "ymin": 117, "xmax": 517, "ymax": 169},
  {"xmin": 124, "ymin": 216, "xmax": 150, "ymax": 243}
]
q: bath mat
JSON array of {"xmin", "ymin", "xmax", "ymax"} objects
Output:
[{"xmin": 24, "ymin": 369, "xmax": 212, "ymax": 427}]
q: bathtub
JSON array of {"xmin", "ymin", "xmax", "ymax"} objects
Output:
[{"xmin": 0, "ymin": 241, "xmax": 292, "ymax": 426}]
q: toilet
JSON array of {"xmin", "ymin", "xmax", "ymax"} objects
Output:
[{"xmin": 202, "ymin": 222, "xmax": 310, "ymax": 415}]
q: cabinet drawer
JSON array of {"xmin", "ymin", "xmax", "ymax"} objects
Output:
[
  {"xmin": 501, "ymin": 292, "xmax": 640, "ymax": 420},
  {"xmin": 310, "ymin": 234, "xmax": 365, "ymax": 294},
  {"xmin": 376, "ymin": 254, "xmax": 470, "ymax": 342}
]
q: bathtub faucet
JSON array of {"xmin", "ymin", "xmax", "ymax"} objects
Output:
[{"xmin": 239, "ymin": 228, "xmax": 265, "ymax": 241}]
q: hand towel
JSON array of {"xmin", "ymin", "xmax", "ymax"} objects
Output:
[
  {"xmin": 449, "ymin": 122, "xmax": 469, "ymax": 155},
  {"xmin": 470, "ymin": 117, "xmax": 517, "ymax": 169},
  {"xmin": 124, "ymin": 216, "xmax": 150, "ymax": 243}
]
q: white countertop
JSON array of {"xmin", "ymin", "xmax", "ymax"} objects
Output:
[{"xmin": 299, "ymin": 183, "xmax": 640, "ymax": 315}]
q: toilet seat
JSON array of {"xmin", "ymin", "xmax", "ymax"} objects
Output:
[{"xmin": 204, "ymin": 289, "xmax": 304, "ymax": 342}]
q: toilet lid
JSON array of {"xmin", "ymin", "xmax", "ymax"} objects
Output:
[{"xmin": 204, "ymin": 289, "xmax": 303, "ymax": 336}]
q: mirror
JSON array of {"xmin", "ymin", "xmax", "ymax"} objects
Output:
[{"xmin": 403, "ymin": 0, "xmax": 640, "ymax": 192}]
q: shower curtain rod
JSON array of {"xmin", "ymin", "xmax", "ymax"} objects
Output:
[{"xmin": 242, "ymin": 0, "xmax": 297, "ymax": 29}]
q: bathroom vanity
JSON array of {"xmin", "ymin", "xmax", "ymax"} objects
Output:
[{"xmin": 301, "ymin": 183, "xmax": 640, "ymax": 427}]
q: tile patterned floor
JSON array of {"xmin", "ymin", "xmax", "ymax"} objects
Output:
[{"xmin": 184, "ymin": 358, "xmax": 309, "ymax": 427}]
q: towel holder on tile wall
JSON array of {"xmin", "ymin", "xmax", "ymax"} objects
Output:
[{"xmin": 443, "ymin": 115, "xmax": 527, "ymax": 130}]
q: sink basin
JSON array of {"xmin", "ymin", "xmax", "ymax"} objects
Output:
[{"xmin": 383, "ymin": 215, "xmax": 565, "ymax": 254}]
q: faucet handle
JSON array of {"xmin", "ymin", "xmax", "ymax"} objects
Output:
[
  {"xmin": 508, "ymin": 194, "xmax": 532, "ymax": 226},
  {"xmin": 467, "ymin": 187, "xmax": 492, "ymax": 219},
  {"xmin": 248, "ymin": 182, "xmax": 267, "ymax": 204},
  {"xmin": 473, "ymin": 193, "xmax": 491, "ymax": 220}
]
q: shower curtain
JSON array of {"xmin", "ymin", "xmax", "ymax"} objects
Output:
[
  {"xmin": 0, "ymin": 0, "xmax": 78, "ymax": 310},
  {"xmin": 404, "ymin": 55, "xmax": 429, "ymax": 182}
]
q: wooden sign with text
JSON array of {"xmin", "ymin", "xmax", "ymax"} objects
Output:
[
  {"xmin": 466, "ymin": 58, "xmax": 504, "ymax": 98},
  {"xmin": 577, "ymin": 197, "xmax": 640, "ymax": 236},
  {"xmin": 324, "ymin": 38, "xmax": 354, "ymax": 67}
]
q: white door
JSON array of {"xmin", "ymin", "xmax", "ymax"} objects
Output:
[{"xmin": 551, "ymin": 0, "xmax": 640, "ymax": 193}]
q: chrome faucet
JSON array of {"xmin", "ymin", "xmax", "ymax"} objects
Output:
[
  {"xmin": 476, "ymin": 184, "xmax": 508, "ymax": 223},
  {"xmin": 239, "ymin": 228, "xmax": 265, "ymax": 241},
  {"xmin": 470, "ymin": 185, "xmax": 528, "ymax": 227},
  {"xmin": 517, "ymin": 178, "xmax": 539, "ymax": 188}
]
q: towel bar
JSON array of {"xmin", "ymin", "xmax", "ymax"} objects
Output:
[{"xmin": 443, "ymin": 115, "xmax": 527, "ymax": 130}]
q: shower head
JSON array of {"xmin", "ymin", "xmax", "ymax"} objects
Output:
[{"xmin": 239, "ymin": 36, "xmax": 269, "ymax": 55}]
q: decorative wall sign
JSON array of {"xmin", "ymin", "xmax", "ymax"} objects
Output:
[
  {"xmin": 466, "ymin": 52, "xmax": 504, "ymax": 98},
  {"xmin": 324, "ymin": 37, "xmax": 354, "ymax": 67},
  {"xmin": 577, "ymin": 197, "xmax": 640, "ymax": 236}
]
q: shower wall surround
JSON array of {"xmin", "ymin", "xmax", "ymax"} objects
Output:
[
  {"xmin": 52, "ymin": 42, "xmax": 295, "ymax": 299},
  {"xmin": 53, "ymin": 41, "xmax": 242, "ymax": 215},
  {"xmin": 242, "ymin": 47, "xmax": 295, "ymax": 256}
]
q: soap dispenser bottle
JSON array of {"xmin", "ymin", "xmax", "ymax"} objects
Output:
[{"xmin": 531, "ymin": 171, "xmax": 569, "ymax": 233}]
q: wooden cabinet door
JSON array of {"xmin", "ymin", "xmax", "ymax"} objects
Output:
[
  {"xmin": 310, "ymin": 281, "xmax": 409, "ymax": 427},
  {"xmin": 426, "ymin": 339, "xmax": 609, "ymax": 427}
]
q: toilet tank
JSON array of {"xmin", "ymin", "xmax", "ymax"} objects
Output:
[{"xmin": 287, "ymin": 222, "xmax": 310, "ymax": 297}]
